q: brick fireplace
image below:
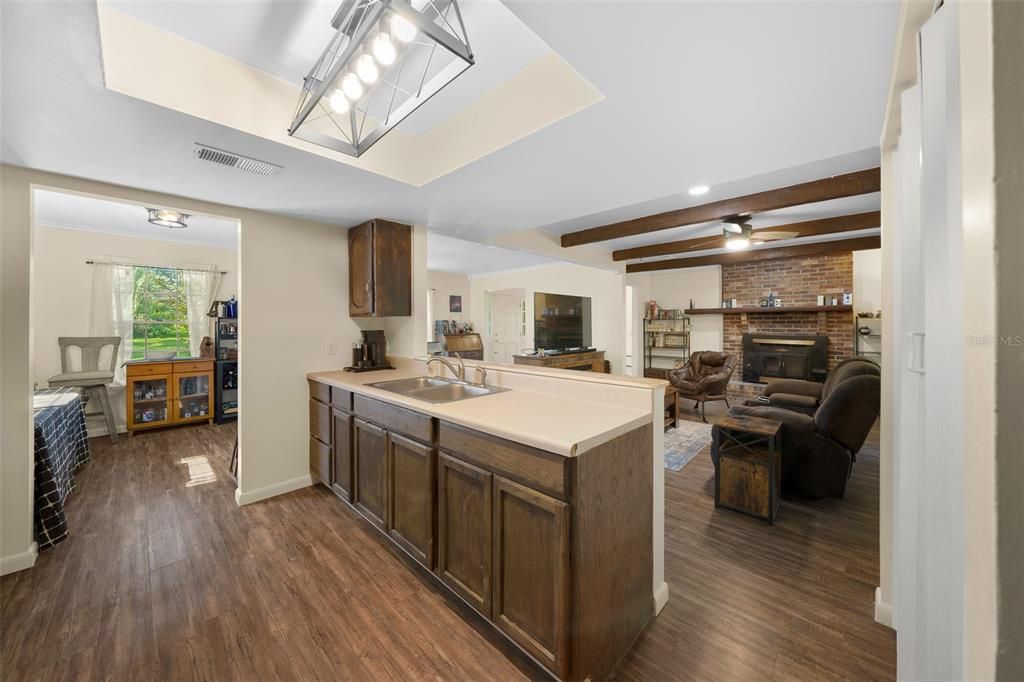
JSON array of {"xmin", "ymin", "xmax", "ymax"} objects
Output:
[{"xmin": 720, "ymin": 253, "xmax": 855, "ymax": 400}]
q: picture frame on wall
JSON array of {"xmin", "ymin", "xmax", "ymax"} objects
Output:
[{"xmin": 449, "ymin": 295, "xmax": 462, "ymax": 313}]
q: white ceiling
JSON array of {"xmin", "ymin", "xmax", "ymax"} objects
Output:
[
  {"xmin": 427, "ymin": 232, "xmax": 559, "ymax": 274},
  {"xmin": 33, "ymin": 189, "xmax": 239, "ymax": 250},
  {"xmin": 1, "ymin": 1, "xmax": 898, "ymax": 257}
]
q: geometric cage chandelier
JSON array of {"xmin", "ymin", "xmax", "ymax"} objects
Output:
[{"xmin": 288, "ymin": 0, "xmax": 474, "ymax": 158}]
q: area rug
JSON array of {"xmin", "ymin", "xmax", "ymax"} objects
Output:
[{"xmin": 664, "ymin": 420, "xmax": 713, "ymax": 472}]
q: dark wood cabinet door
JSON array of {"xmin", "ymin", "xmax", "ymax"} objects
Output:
[
  {"xmin": 437, "ymin": 451, "xmax": 493, "ymax": 618},
  {"xmin": 348, "ymin": 222, "xmax": 374, "ymax": 316},
  {"xmin": 309, "ymin": 437, "xmax": 331, "ymax": 485},
  {"xmin": 353, "ymin": 418, "xmax": 388, "ymax": 529},
  {"xmin": 332, "ymin": 409, "xmax": 353, "ymax": 502},
  {"xmin": 372, "ymin": 220, "xmax": 411, "ymax": 317},
  {"xmin": 387, "ymin": 433, "xmax": 435, "ymax": 568},
  {"xmin": 492, "ymin": 476, "xmax": 570, "ymax": 678}
]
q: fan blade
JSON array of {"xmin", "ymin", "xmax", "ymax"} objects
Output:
[
  {"xmin": 686, "ymin": 237, "xmax": 726, "ymax": 250},
  {"xmin": 752, "ymin": 230, "xmax": 800, "ymax": 241}
]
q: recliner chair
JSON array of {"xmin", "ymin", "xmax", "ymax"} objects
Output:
[
  {"xmin": 722, "ymin": 372, "xmax": 881, "ymax": 498},
  {"xmin": 759, "ymin": 357, "xmax": 880, "ymax": 415}
]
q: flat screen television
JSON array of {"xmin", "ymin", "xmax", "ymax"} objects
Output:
[{"xmin": 534, "ymin": 292, "xmax": 592, "ymax": 351}]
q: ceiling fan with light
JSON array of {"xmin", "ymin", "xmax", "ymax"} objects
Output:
[{"xmin": 686, "ymin": 216, "xmax": 800, "ymax": 251}]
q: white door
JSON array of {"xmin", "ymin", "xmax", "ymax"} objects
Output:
[{"xmin": 487, "ymin": 292, "xmax": 525, "ymax": 364}]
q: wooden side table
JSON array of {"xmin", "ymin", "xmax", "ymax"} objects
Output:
[
  {"xmin": 711, "ymin": 415, "xmax": 783, "ymax": 523},
  {"xmin": 664, "ymin": 386, "xmax": 679, "ymax": 429}
]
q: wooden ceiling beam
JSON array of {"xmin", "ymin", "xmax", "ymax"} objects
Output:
[
  {"xmin": 560, "ymin": 167, "xmax": 881, "ymax": 247},
  {"xmin": 624, "ymin": 235, "xmax": 881, "ymax": 273},
  {"xmin": 611, "ymin": 211, "xmax": 880, "ymax": 261}
]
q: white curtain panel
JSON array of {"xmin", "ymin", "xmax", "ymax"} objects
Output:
[
  {"xmin": 90, "ymin": 263, "xmax": 135, "ymax": 383},
  {"xmin": 183, "ymin": 269, "xmax": 222, "ymax": 357}
]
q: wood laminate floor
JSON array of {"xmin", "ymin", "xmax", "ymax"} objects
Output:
[{"xmin": 2, "ymin": 403, "xmax": 895, "ymax": 681}]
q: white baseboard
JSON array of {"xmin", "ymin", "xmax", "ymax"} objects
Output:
[
  {"xmin": 1, "ymin": 542, "xmax": 38, "ymax": 576},
  {"xmin": 653, "ymin": 581, "xmax": 670, "ymax": 614},
  {"xmin": 874, "ymin": 586, "xmax": 894, "ymax": 628},
  {"xmin": 234, "ymin": 474, "xmax": 313, "ymax": 506}
]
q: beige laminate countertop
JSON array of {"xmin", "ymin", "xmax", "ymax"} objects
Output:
[{"xmin": 307, "ymin": 366, "xmax": 653, "ymax": 457}]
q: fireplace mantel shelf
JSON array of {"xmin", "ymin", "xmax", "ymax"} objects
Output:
[{"xmin": 685, "ymin": 305, "xmax": 853, "ymax": 315}]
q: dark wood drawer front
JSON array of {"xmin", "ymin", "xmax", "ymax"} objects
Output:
[
  {"xmin": 309, "ymin": 399, "xmax": 331, "ymax": 445},
  {"xmin": 354, "ymin": 395, "xmax": 435, "ymax": 444},
  {"xmin": 439, "ymin": 422, "xmax": 568, "ymax": 500},
  {"xmin": 308, "ymin": 379, "xmax": 331, "ymax": 404},
  {"xmin": 388, "ymin": 433, "xmax": 435, "ymax": 569},
  {"xmin": 437, "ymin": 452, "xmax": 492, "ymax": 618},
  {"xmin": 331, "ymin": 387, "xmax": 353, "ymax": 412},
  {"xmin": 309, "ymin": 437, "xmax": 330, "ymax": 485}
]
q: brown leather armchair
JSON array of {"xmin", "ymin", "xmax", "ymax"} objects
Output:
[
  {"xmin": 668, "ymin": 351, "xmax": 738, "ymax": 422},
  {"xmin": 724, "ymin": 373, "xmax": 881, "ymax": 498},
  {"xmin": 760, "ymin": 358, "xmax": 880, "ymax": 415}
]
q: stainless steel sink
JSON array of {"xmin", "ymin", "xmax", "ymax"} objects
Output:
[{"xmin": 368, "ymin": 376, "xmax": 508, "ymax": 403}]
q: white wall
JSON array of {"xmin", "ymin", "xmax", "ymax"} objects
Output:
[
  {"xmin": 631, "ymin": 266, "xmax": 723, "ymax": 352},
  {"xmin": 428, "ymin": 270, "xmax": 473, "ymax": 329},
  {"xmin": 30, "ymin": 225, "xmax": 239, "ymax": 436},
  {"xmin": 853, "ymin": 248, "xmax": 882, "ymax": 314},
  {"xmin": 1, "ymin": 165, "xmax": 367, "ymax": 573},
  {"xmin": 469, "ymin": 263, "xmax": 625, "ymax": 373}
]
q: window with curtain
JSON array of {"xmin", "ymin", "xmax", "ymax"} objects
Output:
[{"xmin": 91, "ymin": 262, "xmax": 222, "ymax": 379}]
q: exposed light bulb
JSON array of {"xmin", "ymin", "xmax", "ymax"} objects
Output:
[
  {"xmin": 372, "ymin": 32, "xmax": 396, "ymax": 65},
  {"xmin": 390, "ymin": 13, "xmax": 417, "ymax": 42},
  {"xmin": 329, "ymin": 89, "xmax": 350, "ymax": 114},
  {"xmin": 341, "ymin": 72, "xmax": 363, "ymax": 101},
  {"xmin": 356, "ymin": 53, "xmax": 379, "ymax": 84},
  {"xmin": 688, "ymin": 185, "xmax": 710, "ymax": 196},
  {"xmin": 725, "ymin": 237, "xmax": 750, "ymax": 251}
]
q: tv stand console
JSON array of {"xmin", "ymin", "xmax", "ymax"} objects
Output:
[{"xmin": 513, "ymin": 350, "xmax": 607, "ymax": 373}]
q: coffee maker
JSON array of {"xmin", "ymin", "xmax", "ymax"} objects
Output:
[{"xmin": 346, "ymin": 330, "xmax": 393, "ymax": 372}]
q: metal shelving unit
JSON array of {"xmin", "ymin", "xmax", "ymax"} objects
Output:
[
  {"xmin": 215, "ymin": 317, "xmax": 238, "ymax": 424},
  {"xmin": 643, "ymin": 316, "xmax": 691, "ymax": 379},
  {"xmin": 855, "ymin": 315, "xmax": 882, "ymax": 365}
]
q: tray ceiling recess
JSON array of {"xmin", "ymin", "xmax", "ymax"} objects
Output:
[
  {"xmin": 96, "ymin": 1, "xmax": 602, "ymax": 186},
  {"xmin": 289, "ymin": 0, "xmax": 474, "ymax": 158}
]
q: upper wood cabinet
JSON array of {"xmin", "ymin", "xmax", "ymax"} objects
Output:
[{"xmin": 348, "ymin": 219, "xmax": 412, "ymax": 318}]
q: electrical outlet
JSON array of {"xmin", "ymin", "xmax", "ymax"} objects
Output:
[{"xmin": 328, "ymin": 342, "xmax": 337, "ymax": 356}]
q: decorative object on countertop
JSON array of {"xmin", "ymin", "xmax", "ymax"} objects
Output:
[
  {"xmin": 33, "ymin": 387, "xmax": 91, "ymax": 550},
  {"xmin": 287, "ymin": 0, "xmax": 474, "ymax": 158},
  {"xmin": 48, "ymin": 336, "xmax": 121, "ymax": 444},
  {"xmin": 664, "ymin": 420, "xmax": 712, "ymax": 472},
  {"xmin": 199, "ymin": 336, "xmax": 215, "ymax": 359}
]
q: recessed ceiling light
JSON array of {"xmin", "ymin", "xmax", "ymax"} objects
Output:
[
  {"xmin": 688, "ymin": 185, "xmax": 710, "ymax": 196},
  {"xmin": 147, "ymin": 208, "xmax": 189, "ymax": 229}
]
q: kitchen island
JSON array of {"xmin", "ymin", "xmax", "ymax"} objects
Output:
[{"xmin": 307, "ymin": 357, "xmax": 666, "ymax": 681}]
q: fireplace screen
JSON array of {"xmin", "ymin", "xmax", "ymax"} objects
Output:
[{"xmin": 742, "ymin": 334, "xmax": 828, "ymax": 383}]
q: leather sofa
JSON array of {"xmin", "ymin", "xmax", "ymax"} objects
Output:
[
  {"xmin": 668, "ymin": 351, "xmax": 738, "ymax": 422},
  {"xmin": 759, "ymin": 358, "xmax": 880, "ymax": 415},
  {"xmin": 723, "ymin": 369, "xmax": 881, "ymax": 499}
]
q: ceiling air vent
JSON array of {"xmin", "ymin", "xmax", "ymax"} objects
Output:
[{"xmin": 192, "ymin": 143, "xmax": 283, "ymax": 177}]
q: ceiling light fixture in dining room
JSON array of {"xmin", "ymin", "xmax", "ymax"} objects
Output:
[
  {"xmin": 147, "ymin": 208, "xmax": 190, "ymax": 229},
  {"xmin": 288, "ymin": 0, "xmax": 474, "ymax": 158}
]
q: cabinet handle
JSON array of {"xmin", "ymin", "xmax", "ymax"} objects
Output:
[{"xmin": 907, "ymin": 331, "xmax": 926, "ymax": 374}]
